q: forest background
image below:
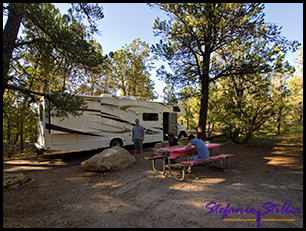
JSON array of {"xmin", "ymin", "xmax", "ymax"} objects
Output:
[{"xmin": 3, "ymin": 3, "xmax": 303, "ymax": 158}]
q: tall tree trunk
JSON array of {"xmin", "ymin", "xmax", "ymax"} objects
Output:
[
  {"xmin": 207, "ymin": 122, "xmax": 214, "ymax": 137},
  {"xmin": 20, "ymin": 118, "xmax": 24, "ymax": 153},
  {"xmin": 299, "ymin": 114, "xmax": 303, "ymax": 125},
  {"xmin": 3, "ymin": 3, "xmax": 23, "ymax": 95},
  {"xmin": 232, "ymin": 127, "xmax": 240, "ymax": 144},
  {"xmin": 197, "ymin": 45, "xmax": 211, "ymax": 141},
  {"xmin": 229, "ymin": 124, "xmax": 233, "ymax": 140},
  {"xmin": 20, "ymin": 98, "xmax": 29, "ymax": 153},
  {"xmin": 244, "ymin": 133, "xmax": 250, "ymax": 145},
  {"xmin": 186, "ymin": 118, "xmax": 189, "ymax": 131},
  {"xmin": 276, "ymin": 107, "xmax": 282, "ymax": 135},
  {"xmin": 198, "ymin": 76, "xmax": 209, "ymax": 140}
]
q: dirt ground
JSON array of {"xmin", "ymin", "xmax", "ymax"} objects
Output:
[{"xmin": 3, "ymin": 134, "xmax": 303, "ymax": 228}]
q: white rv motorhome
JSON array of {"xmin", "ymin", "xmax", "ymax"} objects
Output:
[{"xmin": 35, "ymin": 94, "xmax": 187, "ymax": 152}]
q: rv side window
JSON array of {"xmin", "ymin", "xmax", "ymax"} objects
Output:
[
  {"xmin": 143, "ymin": 113, "xmax": 158, "ymax": 121},
  {"xmin": 173, "ymin": 106, "xmax": 180, "ymax": 112}
]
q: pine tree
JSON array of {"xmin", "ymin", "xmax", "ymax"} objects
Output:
[{"xmin": 149, "ymin": 3, "xmax": 300, "ymax": 140}]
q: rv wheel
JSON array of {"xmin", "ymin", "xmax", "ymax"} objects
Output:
[{"xmin": 110, "ymin": 139, "xmax": 123, "ymax": 147}]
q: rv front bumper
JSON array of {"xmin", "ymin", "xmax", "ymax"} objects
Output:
[{"xmin": 34, "ymin": 143, "xmax": 44, "ymax": 151}]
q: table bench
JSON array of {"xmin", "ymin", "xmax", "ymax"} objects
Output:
[
  {"xmin": 144, "ymin": 144, "xmax": 234, "ymax": 181},
  {"xmin": 166, "ymin": 154, "xmax": 235, "ymax": 181}
]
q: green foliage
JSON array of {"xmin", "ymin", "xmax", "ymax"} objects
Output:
[
  {"xmin": 4, "ymin": 3, "xmax": 104, "ymax": 97},
  {"xmin": 4, "ymin": 3, "xmax": 102, "ymax": 122},
  {"xmin": 69, "ymin": 3, "xmax": 104, "ymax": 35},
  {"xmin": 150, "ymin": 3, "xmax": 289, "ymax": 86},
  {"xmin": 162, "ymin": 83, "xmax": 178, "ymax": 104},
  {"xmin": 107, "ymin": 38, "xmax": 158, "ymax": 100},
  {"xmin": 72, "ymin": 39, "xmax": 116, "ymax": 96},
  {"xmin": 3, "ymin": 91, "xmax": 20, "ymax": 157},
  {"xmin": 177, "ymin": 87, "xmax": 200, "ymax": 130},
  {"xmin": 268, "ymin": 53, "xmax": 295, "ymax": 135},
  {"xmin": 208, "ymin": 43, "xmax": 298, "ymax": 143},
  {"xmin": 47, "ymin": 92, "xmax": 88, "ymax": 119},
  {"xmin": 287, "ymin": 47, "xmax": 303, "ymax": 126}
]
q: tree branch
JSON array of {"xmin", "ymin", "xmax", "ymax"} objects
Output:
[
  {"xmin": 14, "ymin": 38, "xmax": 46, "ymax": 48},
  {"xmin": 5, "ymin": 84, "xmax": 46, "ymax": 100}
]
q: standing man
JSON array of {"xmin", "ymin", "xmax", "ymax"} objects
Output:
[{"xmin": 132, "ymin": 119, "xmax": 145, "ymax": 160}]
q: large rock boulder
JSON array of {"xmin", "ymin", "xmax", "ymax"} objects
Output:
[
  {"xmin": 81, "ymin": 146, "xmax": 136, "ymax": 172},
  {"xmin": 3, "ymin": 173, "xmax": 31, "ymax": 191}
]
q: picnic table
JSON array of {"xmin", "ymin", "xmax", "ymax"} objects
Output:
[{"xmin": 144, "ymin": 143, "xmax": 234, "ymax": 181}]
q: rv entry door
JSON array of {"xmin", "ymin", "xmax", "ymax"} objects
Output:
[
  {"xmin": 163, "ymin": 112, "xmax": 178, "ymax": 141},
  {"xmin": 170, "ymin": 113, "xmax": 178, "ymax": 136}
]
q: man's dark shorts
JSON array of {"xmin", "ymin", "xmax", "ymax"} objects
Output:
[{"xmin": 134, "ymin": 139, "xmax": 143, "ymax": 149}]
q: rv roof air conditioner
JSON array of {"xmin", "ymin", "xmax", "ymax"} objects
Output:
[
  {"xmin": 120, "ymin": 96, "xmax": 137, "ymax": 100},
  {"xmin": 100, "ymin": 94, "xmax": 113, "ymax": 98}
]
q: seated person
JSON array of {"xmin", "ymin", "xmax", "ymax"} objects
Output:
[
  {"xmin": 185, "ymin": 134, "xmax": 210, "ymax": 173},
  {"xmin": 162, "ymin": 132, "xmax": 183, "ymax": 164},
  {"xmin": 167, "ymin": 131, "xmax": 183, "ymax": 147}
]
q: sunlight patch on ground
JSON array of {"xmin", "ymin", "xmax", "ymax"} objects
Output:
[
  {"xmin": 90, "ymin": 194, "xmax": 129, "ymax": 212},
  {"xmin": 263, "ymin": 157, "xmax": 297, "ymax": 167},
  {"xmin": 4, "ymin": 159, "xmax": 67, "ymax": 173},
  {"xmin": 169, "ymin": 178, "xmax": 226, "ymax": 192},
  {"xmin": 91, "ymin": 181, "xmax": 125, "ymax": 189},
  {"xmin": 226, "ymin": 182, "xmax": 249, "ymax": 189},
  {"xmin": 259, "ymin": 183, "xmax": 303, "ymax": 191}
]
